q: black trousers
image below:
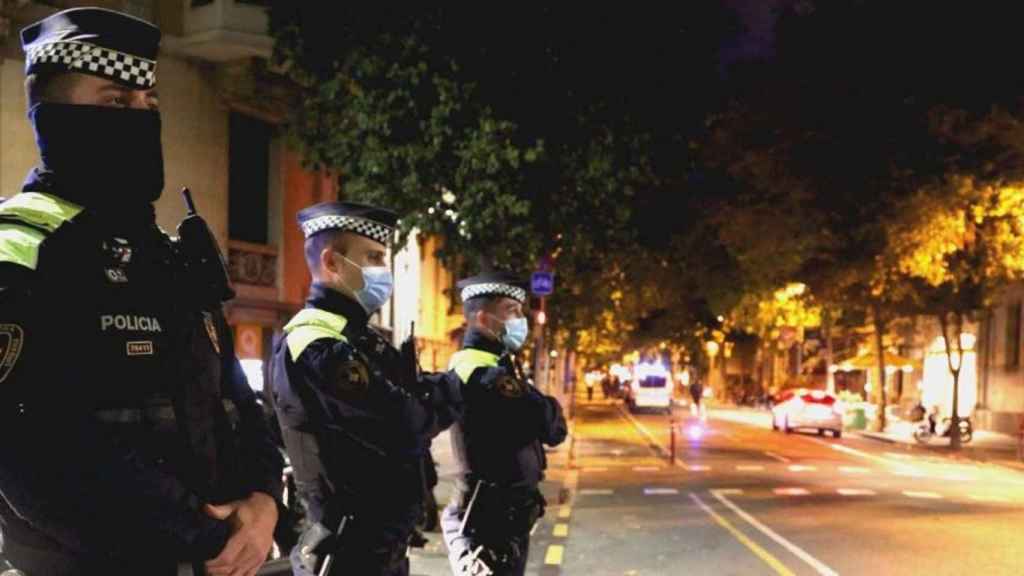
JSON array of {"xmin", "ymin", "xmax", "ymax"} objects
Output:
[
  {"xmin": 2, "ymin": 537, "xmax": 181, "ymax": 576},
  {"xmin": 323, "ymin": 552, "xmax": 409, "ymax": 576}
]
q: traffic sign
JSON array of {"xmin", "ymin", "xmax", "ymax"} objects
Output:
[{"xmin": 531, "ymin": 271, "xmax": 555, "ymax": 295}]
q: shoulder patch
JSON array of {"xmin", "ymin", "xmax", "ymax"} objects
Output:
[
  {"xmin": 0, "ymin": 324, "xmax": 24, "ymax": 383},
  {"xmin": 334, "ymin": 353, "xmax": 370, "ymax": 396},
  {"xmin": 495, "ymin": 372, "xmax": 525, "ymax": 398},
  {"xmin": 477, "ymin": 366, "xmax": 525, "ymax": 398}
]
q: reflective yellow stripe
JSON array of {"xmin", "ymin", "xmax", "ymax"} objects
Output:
[
  {"xmin": 0, "ymin": 192, "xmax": 83, "ymax": 232},
  {"xmin": 0, "ymin": 192, "xmax": 83, "ymax": 269},
  {"xmin": 0, "ymin": 224, "xmax": 46, "ymax": 269},
  {"xmin": 448, "ymin": 348, "xmax": 500, "ymax": 383},
  {"xmin": 283, "ymin": 308, "xmax": 349, "ymax": 361}
]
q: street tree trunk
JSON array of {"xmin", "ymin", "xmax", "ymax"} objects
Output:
[
  {"xmin": 871, "ymin": 300, "xmax": 888, "ymax": 431},
  {"xmin": 939, "ymin": 311, "xmax": 965, "ymax": 450},
  {"xmin": 824, "ymin": 308, "xmax": 835, "ymax": 395}
]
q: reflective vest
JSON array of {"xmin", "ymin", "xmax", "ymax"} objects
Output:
[
  {"xmin": 0, "ymin": 192, "xmax": 83, "ymax": 269},
  {"xmin": 448, "ymin": 348, "xmax": 500, "ymax": 383},
  {"xmin": 0, "ymin": 191, "xmax": 239, "ymax": 496}
]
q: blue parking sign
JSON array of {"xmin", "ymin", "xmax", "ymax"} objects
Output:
[{"xmin": 531, "ymin": 271, "xmax": 554, "ymax": 295}]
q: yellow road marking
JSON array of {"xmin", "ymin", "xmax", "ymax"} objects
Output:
[
  {"xmin": 545, "ymin": 544, "xmax": 564, "ymax": 565},
  {"xmin": 553, "ymin": 523, "xmax": 570, "ymax": 537},
  {"xmin": 558, "ymin": 505, "xmax": 571, "ymax": 518},
  {"xmin": 690, "ymin": 493, "xmax": 797, "ymax": 576}
]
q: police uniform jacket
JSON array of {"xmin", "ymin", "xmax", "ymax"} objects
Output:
[
  {"xmin": 0, "ymin": 187, "xmax": 283, "ymax": 568},
  {"xmin": 271, "ymin": 283, "xmax": 463, "ymax": 550},
  {"xmin": 448, "ymin": 329, "xmax": 567, "ymax": 494}
]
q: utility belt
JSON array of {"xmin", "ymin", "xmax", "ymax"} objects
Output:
[
  {"xmin": 294, "ymin": 515, "xmax": 409, "ymax": 576},
  {"xmin": 455, "ymin": 478, "xmax": 545, "ymax": 539},
  {"xmin": 93, "ymin": 399, "xmax": 240, "ymax": 430}
]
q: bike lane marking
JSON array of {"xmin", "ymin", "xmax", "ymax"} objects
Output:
[
  {"xmin": 710, "ymin": 489, "xmax": 840, "ymax": 576},
  {"xmin": 690, "ymin": 491, "xmax": 797, "ymax": 576},
  {"xmin": 542, "ymin": 467, "xmax": 578, "ymax": 573}
]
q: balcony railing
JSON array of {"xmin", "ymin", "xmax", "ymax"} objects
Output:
[
  {"xmin": 228, "ymin": 240, "xmax": 277, "ymax": 288},
  {"xmin": 162, "ymin": 0, "xmax": 272, "ymax": 62}
]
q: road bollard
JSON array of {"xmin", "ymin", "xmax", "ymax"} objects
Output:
[{"xmin": 669, "ymin": 419, "xmax": 677, "ymax": 465}]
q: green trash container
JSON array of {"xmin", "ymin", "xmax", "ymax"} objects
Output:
[{"xmin": 846, "ymin": 406, "xmax": 867, "ymax": 430}]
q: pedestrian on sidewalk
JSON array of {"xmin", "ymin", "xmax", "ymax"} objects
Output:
[
  {"xmin": 587, "ymin": 378, "xmax": 595, "ymax": 401},
  {"xmin": 690, "ymin": 378, "xmax": 707, "ymax": 420},
  {"xmin": 270, "ymin": 202, "xmax": 465, "ymax": 576},
  {"xmin": 442, "ymin": 272, "xmax": 568, "ymax": 576}
]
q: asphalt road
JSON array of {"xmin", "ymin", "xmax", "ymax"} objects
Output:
[{"xmin": 412, "ymin": 394, "xmax": 1024, "ymax": 575}]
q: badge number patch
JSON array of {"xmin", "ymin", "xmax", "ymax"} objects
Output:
[
  {"xmin": 127, "ymin": 341, "xmax": 154, "ymax": 356},
  {"xmin": 0, "ymin": 324, "xmax": 23, "ymax": 383},
  {"xmin": 105, "ymin": 268, "xmax": 129, "ymax": 283}
]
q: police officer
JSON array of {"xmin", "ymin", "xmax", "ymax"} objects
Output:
[
  {"xmin": 271, "ymin": 201, "xmax": 464, "ymax": 576},
  {"xmin": 0, "ymin": 8, "xmax": 283, "ymax": 576},
  {"xmin": 442, "ymin": 272, "xmax": 568, "ymax": 576}
]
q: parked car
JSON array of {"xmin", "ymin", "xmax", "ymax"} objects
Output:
[{"xmin": 770, "ymin": 389, "xmax": 843, "ymax": 438}]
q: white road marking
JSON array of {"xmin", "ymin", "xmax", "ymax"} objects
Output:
[
  {"xmin": 774, "ymin": 488, "xmax": 811, "ymax": 496},
  {"xmin": 737, "ymin": 465, "xmax": 765, "ymax": 471},
  {"xmin": 579, "ymin": 489, "xmax": 615, "ymax": 496},
  {"xmin": 788, "ymin": 465, "xmax": 817, "ymax": 472},
  {"xmin": 837, "ymin": 488, "xmax": 876, "ymax": 496},
  {"xmin": 828, "ymin": 442, "xmax": 898, "ymax": 467},
  {"xmin": 690, "ymin": 493, "xmax": 797, "ymax": 576},
  {"xmin": 616, "ymin": 404, "xmax": 668, "ymax": 459},
  {"xmin": 893, "ymin": 469, "xmax": 927, "ymax": 478},
  {"xmin": 839, "ymin": 466, "xmax": 871, "ymax": 474},
  {"xmin": 711, "ymin": 490, "xmax": 840, "ymax": 576},
  {"xmin": 644, "ymin": 488, "xmax": 680, "ymax": 495},
  {"xmin": 582, "ymin": 467, "xmax": 609, "ymax": 473},
  {"xmin": 715, "ymin": 488, "xmax": 745, "ymax": 495},
  {"xmin": 903, "ymin": 491, "xmax": 943, "ymax": 499},
  {"xmin": 687, "ymin": 465, "xmax": 712, "ymax": 472},
  {"xmin": 969, "ymin": 495, "xmax": 1011, "ymax": 503},
  {"xmin": 765, "ymin": 451, "xmax": 791, "ymax": 463},
  {"xmin": 633, "ymin": 466, "xmax": 663, "ymax": 472}
]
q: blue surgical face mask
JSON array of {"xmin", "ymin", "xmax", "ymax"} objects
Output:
[
  {"xmin": 335, "ymin": 253, "xmax": 393, "ymax": 313},
  {"xmin": 500, "ymin": 316, "xmax": 529, "ymax": 351}
]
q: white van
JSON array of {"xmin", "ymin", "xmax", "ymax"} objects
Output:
[{"xmin": 626, "ymin": 363, "xmax": 672, "ymax": 414}]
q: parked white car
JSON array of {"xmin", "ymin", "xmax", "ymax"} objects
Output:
[{"xmin": 770, "ymin": 389, "xmax": 843, "ymax": 438}]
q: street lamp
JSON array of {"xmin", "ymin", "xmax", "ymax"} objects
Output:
[{"xmin": 706, "ymin": 340, "xmax": 720, "ymax": 357}]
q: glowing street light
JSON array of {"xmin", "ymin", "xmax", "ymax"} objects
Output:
[{"xmin": 706, "ymin": 340, "xmax": 720, "ymax": 357}]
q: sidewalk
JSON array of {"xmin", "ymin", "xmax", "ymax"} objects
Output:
[
  {"xmin": 855, "ymin": 419, "xmax": 1024, "ymax": 470},
  {"xmin": 706, "ymin": 402, "xmax": 1024, "ymax": 471}
]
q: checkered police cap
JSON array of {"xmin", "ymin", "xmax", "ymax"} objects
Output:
[
  {"xmin": 21, "ymin": 8, "xmax": 161, "ymax": 90},
  {"xmin": 297, "ymin": 201, "xmax": 398, "ymax": 245},
  {"xmin": 457, "ymin": 272, "xmax": 529, "ymax": 304}
]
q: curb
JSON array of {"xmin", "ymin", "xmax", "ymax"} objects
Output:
[
  {"xmin": 854, "ymin": 430, "xmax": 1024, "ymax": 471},
  {"xmin": 854, "ymin": 431, "xmax": 902, "ymax": 445}
]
